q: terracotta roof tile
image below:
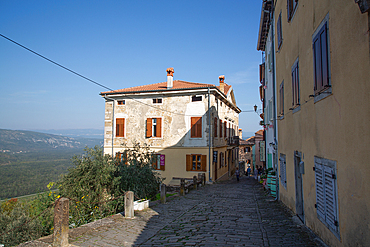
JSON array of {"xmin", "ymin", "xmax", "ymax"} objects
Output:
[{"xmin": 101, "ymin": 80, "xmax": 231, "ymax": 95}]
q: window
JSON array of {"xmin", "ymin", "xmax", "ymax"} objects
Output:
[
  {"xmin": 186, "ymin": 154, "xmax": 206, "ymax": 171},
  {"xmin": 190, "ymin": 117, "xmax": 202, "ymax": 138},
  {"xmin": 277, "ymin": 12, "xmax": 283, "ymax": 49},
  {"xmin": 191, "ymin": 95, "xmax": 202, "ymax": 102},
  {"xmin": 152, "ymin": 98, "xmax": 162, "ymax": 104},
  {"xmin": 315, "ymin": 157, "xmax": 339, "ymax": 237},
  {"xmin": 279, "ymin": 81, "xmax": 284, "ymax": 117},
  {"xmin": 245, "ymin": 147, "xmax": 250, "ymax": 153},
  {"xmin": 219, "ymin": 152, "xmax": 224, "ymax": 168},
  {"xmin": 117, "ymin": 100, "xmax": 125, "ymax": 105},
  {"xmin": 152, "ymin": 154, "xmax": 165, "ymax": 171},
  {"xmin": 279, "ymin": 153, "xmax": 287, "ymax": 189},
  {"xmin": 313, "ymin": 21, "xmax": 330, "ymax": 95},
  {"xmin": 291, "ymin": 59, "xmax": 300, "ymax": 108},
  {"xmin": 116, "ymin": 118, "xmax": 125, "ymax": 137},
  {"xmin": 116, "ymin": 152, "xmax": 127, "ymax": 165},
  {"xmin": 146, "ymin": 118, "xmax": 162, "ymax": 138},
  {"xmin": 287, "ymin": 0, "xmax": 298, "ymax": 22},
  {"xmin": 214, "ymin": 117, "xmax": 218, "ymax": 137}
]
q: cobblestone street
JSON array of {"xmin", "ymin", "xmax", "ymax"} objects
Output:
[{"xmin": 59, "ymin": 175, "xmax": 326, "ymax": 247}]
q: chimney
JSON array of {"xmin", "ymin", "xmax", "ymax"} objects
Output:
[
  {"xmin": 219, "ymin": 75, "xmax": 225, "ymax": 93},
  {"xmin": 239, "ymin": 128, "xmax": 243, "ymax": 139},
  {"xmin": 166, "ymin": 67, "xmax": 174, "ymax": 89}
]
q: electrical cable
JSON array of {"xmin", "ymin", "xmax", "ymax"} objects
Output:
[{"xmin": 0, "ymin": 33, "xmax": 251, "ymax": 116}]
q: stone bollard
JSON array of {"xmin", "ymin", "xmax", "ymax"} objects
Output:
[
  {"xmin": 193, "ymin": 175, "xmax": 198, "ymax": 190},
  {"xmin": 160, "ymin": 183, "xmax": 166, "ymax": 204},
  {"xmin": 125, "ymin": 191, "xmax": 134, "ymax": 218},
  {"xmin": 180, "ymin": 178, "xmax": 185, "ymax": 196},
  {"xmin": 53, "ymin": 197, "xmax": 69, "ymax": 247}
]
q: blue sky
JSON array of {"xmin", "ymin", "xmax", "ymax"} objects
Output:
[{"xmin": 0, "ymin": 1, "xmax": 263, "ymax": 136}]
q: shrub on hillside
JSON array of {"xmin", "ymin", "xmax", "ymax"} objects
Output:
[{"xmin": 0, "ymin": 199, "xmax": 42, "ymax": 246}]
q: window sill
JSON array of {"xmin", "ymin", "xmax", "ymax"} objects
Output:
[
  {"xmin": 290, "ymin": 105, "xmax": 301, "ymax": 114},
  {"xmin": 314, "ymin": 87, "xmax": 332, "ymax": 103}
]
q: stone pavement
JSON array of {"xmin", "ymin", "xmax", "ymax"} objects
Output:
[{"xmin": 36, "ymin": 176, "xmax": 327, "ymax": 247}]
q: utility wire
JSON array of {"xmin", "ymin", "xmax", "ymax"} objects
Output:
[
  {"xmin": 0, "ymin": 33, "xmax": 252, "ymax": 115},
  {"xmin": 0, "ymin": 33, "xmax": 113, "ymax": 91}
]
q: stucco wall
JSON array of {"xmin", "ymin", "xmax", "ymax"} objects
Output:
[{"xmin": 275, "ymin": 0, "xmax": 370, "ymax": 246}]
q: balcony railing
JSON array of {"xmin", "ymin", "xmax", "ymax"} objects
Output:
[{"xmin": 227, "ymin": 136, "xmax": 240, "ymax": 146}]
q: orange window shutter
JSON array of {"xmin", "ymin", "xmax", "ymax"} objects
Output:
[
  {"xmin": 157, "ymin": 118, "xmax": 162, "ymax": 137},
  {"xmin": 220, "ymin": 120, "xmax": 222, "ymax": 137},
  {"xmin": 191, "ymin": 117, "xmax": 197, "ymax": 137},
  {"xmin": 224, "ymin": 122, "xmax": 226, "ymax": 137},
  {"xmin": 186, "ymin": 155, "xmax": 192, "ymax": 171},
  {"xmin": 146, "ymin": 118, "xmax": 152, "ymax": 138},
  {"xmin": 116, "ymin": 118, "xmax": 124, "ymax": 137},
  {"xmin": 201, "ymin": 155, "xmax": 207, "ymax": 171},
  {"xmin": 196, "ymin": 117, "xmax": 202, "ymax": 138}
]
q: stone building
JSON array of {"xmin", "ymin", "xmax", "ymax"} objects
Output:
[{"xmin": 100, "ymin": 68, "xmax": 241, "ymax": 184}]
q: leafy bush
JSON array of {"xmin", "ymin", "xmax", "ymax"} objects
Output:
[
  {"xmin": 57, "ymin": 144, "xmax": 163, "ymax": 228},
  {"xmin": 0, "ymin": 199, "xmax": 43, "ymax": 247},
  {"xmin": 57, "ymin": 146, "xmax": 117, "ymax": 227},
  {"xmin": 113, "ymin": 142, "xmax": 163, "ymax": 202}
]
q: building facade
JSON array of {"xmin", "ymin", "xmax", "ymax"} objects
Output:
[
  {"xmin": 100, "ymin": 68, "xmax": 241, "ymax": 185},
  {"xmin": 258, "ymin": 0, "xmax": 370, "ymax": 246}
]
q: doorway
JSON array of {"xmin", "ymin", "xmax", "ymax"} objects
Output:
[{"xmin": 294, "ymin": 151, "xmax": 304, "ymax": 223}]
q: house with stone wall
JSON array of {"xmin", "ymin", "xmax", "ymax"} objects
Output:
[{"xmin": 100, "ymin": 68, "xmax": 241, "ymax": 184}]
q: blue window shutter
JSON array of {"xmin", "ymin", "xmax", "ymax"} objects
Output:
[{"xmin": 315, "ymin": 162, "xmax": 325, "ymax": 220}]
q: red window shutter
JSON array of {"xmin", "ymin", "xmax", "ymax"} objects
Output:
[
  {"xmin": 259, "ymin": 63, "xmax": 265, "ymax": 84},
  {"xmin": 186, "ymin": 155, "xmax": 192, "ymax": 171},
  {"xmin": 201, "ymin": 155, "xmax": 207, "ymax": 171},
  {"xmin": 116, "ymin": 118, "xmax": 125, "ymax": 137},
  {"xmin": 146, "ymin": 118, "xmax": 152, "ymax": 138},
  {"xmin": 156, "ymin": 118, "xmax": 162, "ymax": 137}
]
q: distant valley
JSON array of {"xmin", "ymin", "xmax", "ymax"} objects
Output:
[{"xmin": 0, "ymin": 129, "xmax": 103, "ymax": 200}]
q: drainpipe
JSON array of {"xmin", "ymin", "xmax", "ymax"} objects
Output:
[
  {"xmin": 208, "ymin": 87, "xmax": 212, "ymax": 182},
  {"xmin": 270, "ymin": 2, "xmax": 279, "ymax": 201},
  {"xmin": 104, "ymin": 96, "xmax": 115, "ymax": 157}
]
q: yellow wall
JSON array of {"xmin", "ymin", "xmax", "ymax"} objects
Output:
[{"xmin": 275, "ymin": 0, "xmax": 370, "ymax": 246}]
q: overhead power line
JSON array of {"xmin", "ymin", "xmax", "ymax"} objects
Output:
[
  {"xmin": 0, "ymin": 33, "xmax": 113, "ymax": 91},
  {"xmin": 0, "ymin": 33, "xmax": 251, "ymax": 116}
]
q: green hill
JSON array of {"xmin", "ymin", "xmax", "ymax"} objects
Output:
[{"xmin": 0, "ymin": 129, "xmax": 103, "ymax": 200}]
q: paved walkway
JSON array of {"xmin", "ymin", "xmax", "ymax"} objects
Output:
[{"xmin": 34, "ymin": 176, "xmax": 326, "ymax": 247}]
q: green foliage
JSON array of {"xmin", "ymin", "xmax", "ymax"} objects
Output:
[
  {"xmin": 29, "ymin": 182, "xmax": 59, "ymax": 236},
  {"xmin": 0, "ymin": 150, "xmax": 78, "ymax": 200},
  {"xmin": 58, "ymin": 146, "xmax": 117, "ymax": 227},
  {"xmin": 0, "ymin": 199, "xmax": 43, "ymax": 247},
  {"xmin": 113, "ymin": 142, "xmax": 163, "ymax": 202}
]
